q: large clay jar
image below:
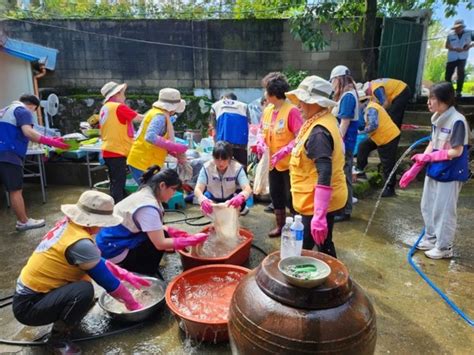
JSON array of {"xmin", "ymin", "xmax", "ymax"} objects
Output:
[{"xmin": 228, "ymin": 250, "xmax": 376, "ymax": 354}]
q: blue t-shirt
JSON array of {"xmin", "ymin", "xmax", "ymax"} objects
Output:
[
  {"xmin": 337, "ymin": 94, "xmax": 358, "ymax": 153},
  {"xmin": 0, "ymin": 107, "xmax": 34, "ymax": 166}
]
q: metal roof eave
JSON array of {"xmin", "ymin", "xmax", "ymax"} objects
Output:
[{"xmin": 1, "ymin": 38, "xmax": 58, "ymax": 70}]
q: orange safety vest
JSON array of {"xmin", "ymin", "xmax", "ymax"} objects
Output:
[
  {"xmin": 289, "ymin": 111, "xmax": 347, "ymax": 215},
  {"xmin": 371, "ymin": 78, "xmax": 407, "ymax": 105},
  {"xmin": 20, "ymin": 219, "xmax": 94, "ymax": 293},
  {"xmin": 366, "ymin": 102, "xmax": 400, "ymax": 146},
  {"xmin": 127, "ymin": 107, "xmax": 170, "ymax": 171},
  {"xmin": 99, "ymin": 102, "xmax": 134, "ymax": 157},
  {"xmin": 261, "ymin": 101, "xmax": 297, "ymax": 171}
]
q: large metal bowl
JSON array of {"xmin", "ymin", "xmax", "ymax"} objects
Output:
[
  {"xmin": 278, "ymin": 256, "xmax": 331, "ymax": 288},
  {"xmin": 98, "ymin": 276, "xmax": 167, "ymax": 323}
]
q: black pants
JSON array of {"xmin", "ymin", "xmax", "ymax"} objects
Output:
[
  {"xmin": 357, "ymin": 136, "xmax": 400, "ymax": 189},
  {"xmin": 13, "ymin": 281, "xmax": 94, "ymax": 327},
  {"xmin": 232, "ymin": 146, "xmax": 248, "ymax": 171},
  {"xmin": 104, "ymin": 157, "xmax": 127, "ymax": 203},
  {"xmin": 387, "ymin": 86, "xmax": 410, "ymax": 129},
  {"xmin": 301, "ymin": 213, "xmax": 337, "ymax": 258},
  {"xmin": 118, "ymin": 236, "xmax": 166, "ymax": 276},
  {"xmin": 445, "ymin": 59, "xmax": 466, "ymax": 94},
  {"xmin": 269, "ymin": 169, "xmax": 294, "ymax": 213}
]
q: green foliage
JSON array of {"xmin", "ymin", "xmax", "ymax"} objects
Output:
[
  {"xmin": 423, "ymin": 21, "xmax": 448, "ymax": 83},
  {"xmin": 282, "ymin": 68, "xmax": 308, "ymax": 90}
]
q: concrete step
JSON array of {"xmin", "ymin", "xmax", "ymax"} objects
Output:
[{"xmin": 403, "ymin": 111, "xmax": 432, "ymax": 126}]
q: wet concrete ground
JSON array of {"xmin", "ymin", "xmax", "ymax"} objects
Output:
[{"xmin": 0, "ymin": 181, "xmax": 473, "ymax": 354}]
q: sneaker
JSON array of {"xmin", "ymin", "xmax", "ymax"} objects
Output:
[
  {"xmin": 381, "ymin": 186, "xmax": 396, "ymax": 198},
  {"xmin": 416, "ymin": 239, "xmax": 435, "ymax": 251},
  {"xmin": 16, "ymin": 218, "xmax": 46, "ymax": 231},
  {"xmin": 240, "ymin": 206, "xmax": 250, "ymax": 216},
  {"xmin": 424, "ymin": 247, "xmax": 454, "ymax": 259},
  {"xmin": 263, "ymin": 203, "xmax": 274, "ymax": 213},
  {"xmin": 352, "ymin": 196, "xmax": 358, "ymax": 204}
]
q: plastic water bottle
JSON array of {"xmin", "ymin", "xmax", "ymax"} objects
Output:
[
  {"xmin": 290, "ymin": 215, "xmax": 304, "ymax": 257},
  {"xmin": 280, "ymin": 217, "xmax": 294, "ymax": 260}
]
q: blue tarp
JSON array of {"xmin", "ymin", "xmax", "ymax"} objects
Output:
[{"xmin": 1, "ymin": 38, "xmax": 58, "ymax": 70}]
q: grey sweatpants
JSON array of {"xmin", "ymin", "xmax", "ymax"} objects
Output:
[{"xmin": 420, "ymin": 176, "xmax": 463, "ymax": 250}]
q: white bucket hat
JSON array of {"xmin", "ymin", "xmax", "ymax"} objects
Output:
[
  {"xmin": 101, "ymin": 81, "xmax": 127, "ymax": 103},
  {"xmin": 285, "ymin": 75, "xmax": 337, "ymax": 108},
  {"xmin": 357, "ymin": 90, "xmax": 371, "ymax": 101},
  {"xmin": 329, "ymin": 65, "xmax": 351, "ymax": 82},
  {"xmin": 61, "ymin": 191, "xmax": 122, "ymax": 228},
  {"xmin": 153, "ymin": 88, "xmax": 186, "ymax": 113}
]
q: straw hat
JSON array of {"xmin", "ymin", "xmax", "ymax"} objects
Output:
[
  {"xmin": 329, "ymin": 65, "xmax": 351, "ymax": 81},
  {"xmin": 285, "ymin": 75, "xmax": 337, "ymax": 108},
  {"xmin": 61, "ymin": 191, "xmax": 122, "ymax": 228},
  {"xmin": 451, "ymin": 19, "xmax": 465, "ymax": 30},
  {"xmin": 101, "ymin": 81, "xmax": 127, "ymax": 103},
  {"xmin": 153, "ymin": 88, "xmax": 186, "ymax": 113}
]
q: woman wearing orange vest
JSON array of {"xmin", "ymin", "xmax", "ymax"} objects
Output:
[
  {"xmin": 355, "ymin": 91, "xmax": 401, "ymax": 197},
  {"xmin": 364, "ymin": 78, "xmax": 410, "ymax": 128},
  {"xmin": 285, "ymin": 76, "xmax": 347, "ymax": 258},
  {"xmin": 12, "ymin": 191, "xmax": 149, "ymax": 354},
  {"xmin": 99, "ymin": 81, "xmax": 143, "ymax": 203},
  {"xmin": 127, "ymin": 88, "xmax": 188, "ymax": 184},
  {"xmin": 256, "ymin": 72, "xmax": 303, "ymax": 237}
]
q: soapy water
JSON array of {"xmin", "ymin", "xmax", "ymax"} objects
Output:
[
  {"xmin": 171, "ymin": 271, "xmax": 244, "ymax": 322},
  {"xmin": 191, "ymin": 230, "xmax": 246, "ymax": 258},
  {"xmin": 102, "ymin": 284, "xmax": 164, "ymax": 313},
  {"xmin": 284, "ymin": 264, "xmax": 319, "ymax": 280}
]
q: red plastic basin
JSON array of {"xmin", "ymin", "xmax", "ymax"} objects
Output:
[
  {"xmin": 178, "ymin": 227, "xmax": 253, "ymax": 270},
  {"xmin": 165, "ymin": 264, "xmax": 250, "ymax": 343}
]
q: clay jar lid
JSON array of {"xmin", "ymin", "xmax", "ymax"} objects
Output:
[{"xmin": 256, "ymin": 250, "xmax": 352, "ymax": 310}]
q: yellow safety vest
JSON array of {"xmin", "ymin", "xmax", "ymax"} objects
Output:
[
  {"xmin": 289, "ymin": 112, "xmax": 347, "ymax": 215},
  {"xmin": 366, "ymin": 102, "xmax": 400, "ymax": 146},
  {"xmin": 261, "ymin": 101, "xmax": 297, "ymax": 171},
  {"xmin": 127, "ymin": 107, "xmax": 170, "ymax": 171},
  {"xmin": 20, "ymin": 219, "xmax": 93, "ymax": 293},
  {"xmin": 100, "ymin": 102, "xmax": 133, "ymax": 157},
  {"xmin": 371, "ymin": 78, "xmax": 407, "ymax": 105}
]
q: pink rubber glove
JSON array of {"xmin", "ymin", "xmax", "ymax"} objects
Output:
[
  {"xmin": 173, "ymin": 232, "xmax": 208, "ymax": 250},
  {"xmin": 227, "ymin": 194, "xmax": 246, "ymax": 209},
  {"xmin": 152, "ymin": 136, "xmax": 187, "ymax": 155},
  {"xmin": 105, "ymin": 260, "xmax": 151, "ymax": 289},
  {"xmin": 399, "ymin": 162, "xmax": 426, "ymax": 189},
  {"xmin": 39, "ymin": 136, "xmax": 70, "ymax": 150},
  {"xmin": 255, "ymin": 137, "xmax": 267, "ymax": 159},
  {"xmin": 109, "ymin": 284, "xmax": 143, "ymax": 311},
  {"xmin": 166, "ymin": 226, "xmax": 190, "ymax": 238},
  {"xmin": 311, "ymin": 185, "xmax": 332, "ymax": 246},
  {"xmin": 271, "ymin": 140, "xmax": 295, "ymax": 167},
  {"xmin": 412, "ymin": 150, "xmax": 449, "ymax": 163},
  {"xmin": 200, "ymin": 199, "xmax": 213, "ymax": 215}
]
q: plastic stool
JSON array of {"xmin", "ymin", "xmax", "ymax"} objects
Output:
[{"xmin": 166, "ymin": 191, "xmax": 186, "ymax": 210}]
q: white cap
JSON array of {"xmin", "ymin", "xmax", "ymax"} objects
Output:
[
  {"xmin": 285, "ymin": 217, "xmax": 294, "ymax": 224},
  {"xmin": 295, "ymin": 215, "xmax": 302, "ymax": 222},
  {"xmin": 329, "ymin": 65, "xmax": 351, "ymax": 81}
]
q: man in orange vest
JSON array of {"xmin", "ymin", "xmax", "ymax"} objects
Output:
[{"xmin": 99, "ymin": 82, "xmax": 143, "ymax": 203}]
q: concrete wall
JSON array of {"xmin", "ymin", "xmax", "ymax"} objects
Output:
[{"xmin": 1, "ymin": 19, "xmax": 363, "ymax": 99}]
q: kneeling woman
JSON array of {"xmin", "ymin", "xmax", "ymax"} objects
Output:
[
  {"xmin": 194, "ymin": 141, "xmax": 252, "ymax": 216},
  {"xmin": 96, "ymin": 166, "xmax": 207, "ymax": 276},
  {"xmin": 13, "ymin": 191, "xmax": 148, "ymax": 354}
]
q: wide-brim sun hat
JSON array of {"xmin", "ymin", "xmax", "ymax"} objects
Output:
[
  {"xmin": 153, "ymin": 88, "xmax": 186, "ymax": 113},
  {"xmin": 61, "ymin": 190, "xmax": 123, "ymax": 228},
  {"xmin": 285, "ymin": 75, "xmax": 337, "ymax": 108},
  {"xmin": 451, "ymin": 19, "xmax": 465, "ymax": 30},
  {"xmin": 101, "ymin": 81, "xmax": 127, "ymax": 103}
]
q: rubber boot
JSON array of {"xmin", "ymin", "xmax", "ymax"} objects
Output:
[
  {"xmin": 48, "ymin": 320, "xmax": 82, "ymax": 355},
  {"xmin": 268, "ymin": 209, "xmax": 286, "ymax": 238}
]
